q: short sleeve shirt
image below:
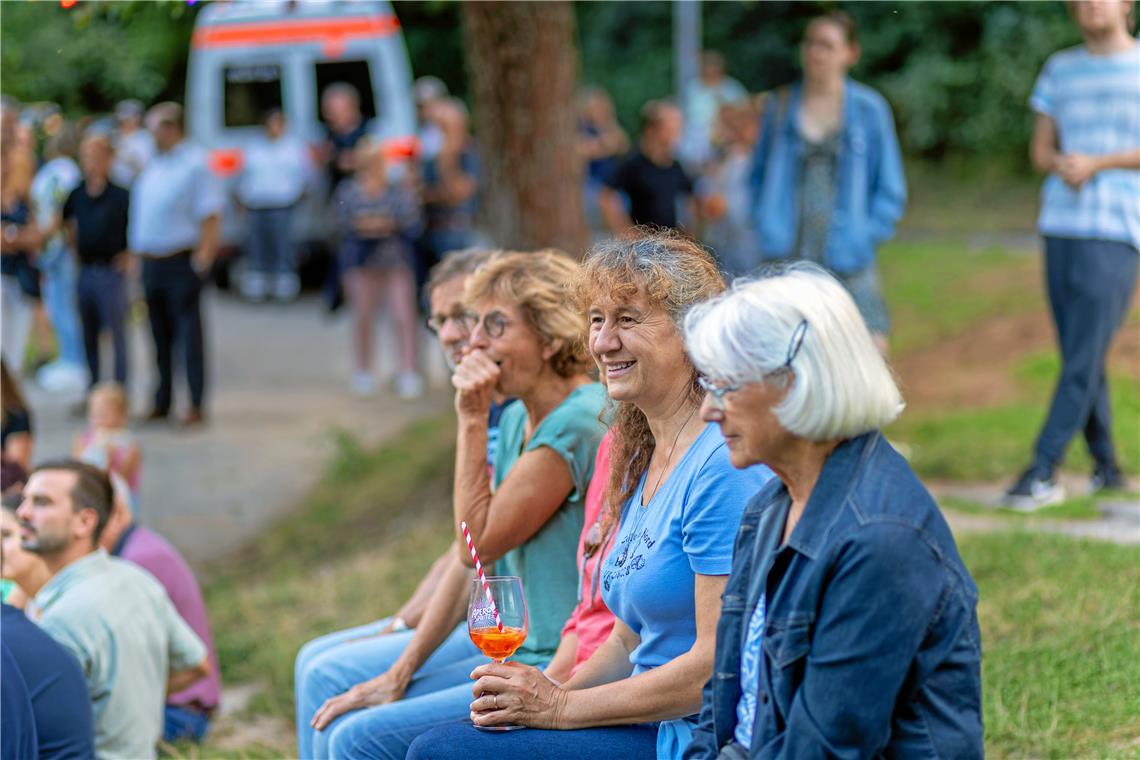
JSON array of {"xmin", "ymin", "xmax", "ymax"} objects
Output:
[
  {"xmin": 1030, "ymin": 41, "xmax": 1140, "ymax": 251},
  {"xmin": 115, "ymin": 526, "xmax": 222, "ymax": 710},
  {"xmin": 32, "ymin": 550, "xmax": 207, "ymax": 760},
  {"xmin": 604, "ymin": 149, "xmax": 694, "ymax": 229},
  {"xmin": 601, "ymin": 423, "xmax": 772, "ymax": 674},
  {"xmin": 492, "ymin": 383, "xmax": 607, "ymax": 666},
  {"xmin": 63, "ymin": 182, "xmax": 131, "ymax": 266},
  {"xmin": 129, "ymin": 142, "xmax": 225, "ymax": 256}
]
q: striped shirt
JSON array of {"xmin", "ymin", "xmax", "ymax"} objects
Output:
[{"xmin": 1030, "ymin": 40, "xmax": 1140, "ymax": 251}]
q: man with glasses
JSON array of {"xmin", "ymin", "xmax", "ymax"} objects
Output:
[{"xmin": 294, "ymin": 249, "xmax": 507, "ymax": 734}]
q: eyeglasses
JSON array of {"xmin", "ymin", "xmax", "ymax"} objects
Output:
[
  {"xmin": 698, "ymin": 319, "xmax": 809, "ymax": 410},
  {"xmin": 461, "ymin": 310, "xmax": 511, "ymax": 339},
  {"xmin": 424, "ymin": 311, "xmax": 471, "ymax": 335}
]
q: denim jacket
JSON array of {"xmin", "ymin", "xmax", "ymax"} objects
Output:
[
  {"xmin": 686, "ymin": 432, "xmax": 983, "ymax": 759},
  {"xmin": 750, "ymin": 80, "xmax": 907, "ymax": 274}
]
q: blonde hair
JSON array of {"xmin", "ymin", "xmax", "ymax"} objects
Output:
[
  {"xmin": 88, "ymin": 381, "xmax": 129, "ymax": 419},
  {"xmin": 572, "ymin": 229, "xmax": 725, "ymax": 517},
  {"xmin": 684, "ymin": 263, "xmax": 904, "ymax": 441},
  {"xmin": 464, "ymin": 249, "xmax": 590, "ymax": 378}
]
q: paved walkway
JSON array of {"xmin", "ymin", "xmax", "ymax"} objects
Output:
[
  {"xmin": 26, "ymin": 291, "xmax": 451, "ymax": 567},
  {"xmin": 930, "ymin": 474, "xmax": 1140, "ymax": 545}
]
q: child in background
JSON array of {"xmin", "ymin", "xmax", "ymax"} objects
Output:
[{"xmin": 72, "ymin": 382, "xmax": 141, "ymax": 513}]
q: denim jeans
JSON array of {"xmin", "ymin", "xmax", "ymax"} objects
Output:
[
  {"xmin": 1033, "ymin": 236, "xmax": 1138, "ymax": 472},
  {"xmin": 39, "ymin": 244, "xmax": 86, "ymax": 368},
  {"xmin": 295, "ymin": 618, "xmax": 497, "ymax": 759},
  {"xmin": 247, "ymin": 207, "xmax": 295, "ymax": 275},
  {"xmin": 77, "ymin": 266, "xmax": 129, "ymax": 386},
  {"xmin": 163, "ymin": 705, "xmax": 210, "ymax": 742},
  {"xmin": 407, "ymin": 722, "xmax": 659, "ymax": 759}
]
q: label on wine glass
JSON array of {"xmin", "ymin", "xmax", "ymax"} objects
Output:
[{"xmin": 469, "ymin": 606, "xmax": 498, "ymax": 629}]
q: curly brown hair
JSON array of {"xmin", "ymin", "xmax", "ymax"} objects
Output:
[
  {"xmin": 464, "ymin": 249, "xmax": 592, "ymax": 378},
  {"xmin": 573, "ymin": 229, "xmax": 725, "ymax": 524}
]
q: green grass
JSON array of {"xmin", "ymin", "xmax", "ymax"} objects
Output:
[
  {"xmin": 959, "ymin": 531, "xmax": 1140, "ymax": 758},
  {"xmin": 900, "ymin": 162, "xmax": 1040, "ymax": 239},
  {"xmin": 878, "ymin": 240, "xmax": 1041, "ymax": 357},
  {"xmin": 890, "ymin": 351, "xmax": 1140, "ymax": 480}
]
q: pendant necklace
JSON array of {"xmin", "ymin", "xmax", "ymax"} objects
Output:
[{"xmin": 616, "ymin": 404, "xmax": 699, "ymax": 566}]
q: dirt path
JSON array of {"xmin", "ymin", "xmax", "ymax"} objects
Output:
[{"xmin": 25, "ymin": 291, "xmax": 452, "ymax": 567}]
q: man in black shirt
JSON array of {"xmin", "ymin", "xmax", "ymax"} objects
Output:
[
  {"xmin": 61, "ymin": 134, "xmax": 131, "ymax": 388},
  {"xmin": 600, "ymin": 100, "xmax": 697, "ymax": 233}
]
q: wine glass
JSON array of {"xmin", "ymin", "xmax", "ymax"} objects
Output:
[{"xmin": 468, "ymin": 576, "xmax": 528, "ymax": 732}]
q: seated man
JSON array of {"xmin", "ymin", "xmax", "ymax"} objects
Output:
[
  {"xmin": 98, "ymin": 474, "xmax": 222, "ymax": 742},
  {"xmin": 17, "ymin": 460, "xmax": 210, "ymax": 759},
  {"xmin": 2, "ymin": 603, "xmax": 95, "ymax": 759}
]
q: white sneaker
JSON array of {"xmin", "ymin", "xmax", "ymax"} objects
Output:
[
  {"xmin": 240, "ymin": 271, "xmax": 268, "ymax": 301},
  {"xmin": 36, "ymin": 361, "xmax": 89, "ymax": 393},
  {"xmin": 272, "ymin": 272, "xmax": 300, "ymax": 302},
  {"xmin": 351, "ymin": 371, "xmax": 377, "ymax": 397},
  {"xmin": 394, "ymin": 371, "xmax": 424, "ymax": 400}
]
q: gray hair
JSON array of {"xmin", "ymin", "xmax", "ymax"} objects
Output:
[{"xmin": 683, "ymin": 263, "xmax": 904, "ymax": 441}]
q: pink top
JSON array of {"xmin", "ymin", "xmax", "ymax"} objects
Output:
[
  {"xmin": 560, "ymin": 431, "xmax": 617, "ymax": 675},
  {"xmin": 115, "ymin": 526, "xmax": 222, "ymax": 711}
]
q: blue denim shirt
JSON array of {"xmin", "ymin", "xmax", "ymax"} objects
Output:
[
  {"xmin": 750, "ymin": 80, "xmax": 907, "ymax": 274},
  {"xmin": 686, "ymin": 432, "xmax": 983, "ymax": 759}
]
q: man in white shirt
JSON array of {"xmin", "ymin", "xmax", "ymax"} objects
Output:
[
  {"xmin": 235, "ymin": 108, "xmax": 312, "ymax": 302},
  {"xmin": 111, "ymin": 100, "xmax": 155, "ymax": 188},
  {"xmin": 128, "ymin": 102, "xmax": 224, "ymax": 427}
]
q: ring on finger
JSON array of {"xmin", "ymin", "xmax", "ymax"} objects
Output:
[{"xmin": 493, "ymin": 694, "xmax": 499, "ymax": 709}]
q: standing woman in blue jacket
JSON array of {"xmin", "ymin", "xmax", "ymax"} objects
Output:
[{"xmin": 751, "ymin": 11, "xmax": 906, "ymax": 354}]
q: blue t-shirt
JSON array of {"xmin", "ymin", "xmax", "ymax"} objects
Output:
[
  {"xmin": 1, "ymin": 640, "xmax": 38, "ymax": 760},
  {"xmin": 601, "ymin": 422, "xmax": 772, "ymax": 674},
  {"xmin": 734, "ymin": 594, "xmax": 767, "ymax": 748},
  {"xmin": 1, "ymin": 603, "xmax": 95, "ymax": 760}
]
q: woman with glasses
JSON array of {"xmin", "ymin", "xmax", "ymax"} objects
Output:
[
  {"xmin": 683, "ymin": 264, "xmax": 982, "ymax": 759},
  {"xmin": 300, "ymin": 250, "xmax": 608, "ymax": 760},
  {"xmin": 407, "ymin": 231, "xmax": 772, "ymax": 759}
]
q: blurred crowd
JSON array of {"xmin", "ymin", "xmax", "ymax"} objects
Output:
[{"xmin": 1, "ymin": 3, "xmax": 1136, "ymax": 759}]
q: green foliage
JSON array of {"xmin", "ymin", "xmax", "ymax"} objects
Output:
[{"xmin": 0, "ymin": 1, "xmax": 197, "ymax": 113}]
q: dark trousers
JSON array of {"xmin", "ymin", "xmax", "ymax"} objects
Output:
[
  {"xmin": 142, "ymin": 253, "xmax": 205, "ymax": 413},
  {"xmin": 247, "ymin": 206, "xmax": 295, "ymax": 274},
  {"xmin": 77, "ymin": 265, "xmax": 129, "ymax": 387},
  {"xmin": 1033, "ymin": 236, "xmax": 1138, "ymax": 472}
]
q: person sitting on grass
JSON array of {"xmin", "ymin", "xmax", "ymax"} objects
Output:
[
  {"xmin": 407, "ymin": 231, "xmax": 772, "ymax": 759},
  {"xmin": 16, "ymin": 459, "xmax": 211, "ymax": 759},
  {"xmin": 97, "ymin": 473, "xmax": 222, "ymax": 743},
  {"xmin": 681, "ymin": 265, "xmax": 982, "ymax": 759},
  {"xmin": 298, "ymin": 250, "xmax": 608, "ymax": 760}
]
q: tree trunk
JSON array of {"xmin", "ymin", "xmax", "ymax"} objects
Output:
[{"xmin": 462, "ymin": 2, "xmax": 587, "ymax": 256}]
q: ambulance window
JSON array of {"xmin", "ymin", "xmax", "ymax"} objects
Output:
[
  {"xmin": 224, "ymin": 64, "xmax": 283, "ymax": 127},
  {"xmin": 315, "ymin": 60, "xmax": 377, "ymax": 122}
]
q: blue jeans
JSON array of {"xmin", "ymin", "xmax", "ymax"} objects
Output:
[
  {"xmin": 40, "ymin": 244, "xmax": 85, "ymax": 367},
  {"xmin": 407, "ymin": 721, "xmax": 659, "ymax": 759},
  {"xmin": 164, "ymin": 704, "xmax": 210, "ymax": 742},
  {"xmin": 247, "ymin": 206, "xmax": 296, "ymax": 275},
  {"xmin": 1034, "ymin": 237, "xmax": 1138, "ymax": 472},
  {"xmin": 295, "ymin": 618, "xmax": 496, "ymax": 759}
]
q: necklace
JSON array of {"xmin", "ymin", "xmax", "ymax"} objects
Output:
[
  {"xmin": 643, "ymin": 404, "xmax": 699, "ymax": 506},
  {"xmin": 614, "ymin": 404, "xmax": 699, "ymax": 568}
]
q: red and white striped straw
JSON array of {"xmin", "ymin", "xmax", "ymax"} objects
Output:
[{"xmin": 461, "ymin": 521, "xmax": 505, "ymax": 633}]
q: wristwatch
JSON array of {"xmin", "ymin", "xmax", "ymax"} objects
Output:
[{"xmin": 391, "ymin": 616, "xmax": 410, "ymax": 632}]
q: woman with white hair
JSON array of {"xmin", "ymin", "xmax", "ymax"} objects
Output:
[{"xmin": 683, "ymin": 264, "xmax": 983, "ymax": 759}]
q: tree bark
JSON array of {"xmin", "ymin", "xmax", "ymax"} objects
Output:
[{"xmin": 462, "ymin": 2, "xmax": 587, "ymax": 256}]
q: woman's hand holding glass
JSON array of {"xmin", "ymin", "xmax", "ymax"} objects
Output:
[{"xmin": 468, "ymin": 661, "xmax": 570, "ymax": 730}]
